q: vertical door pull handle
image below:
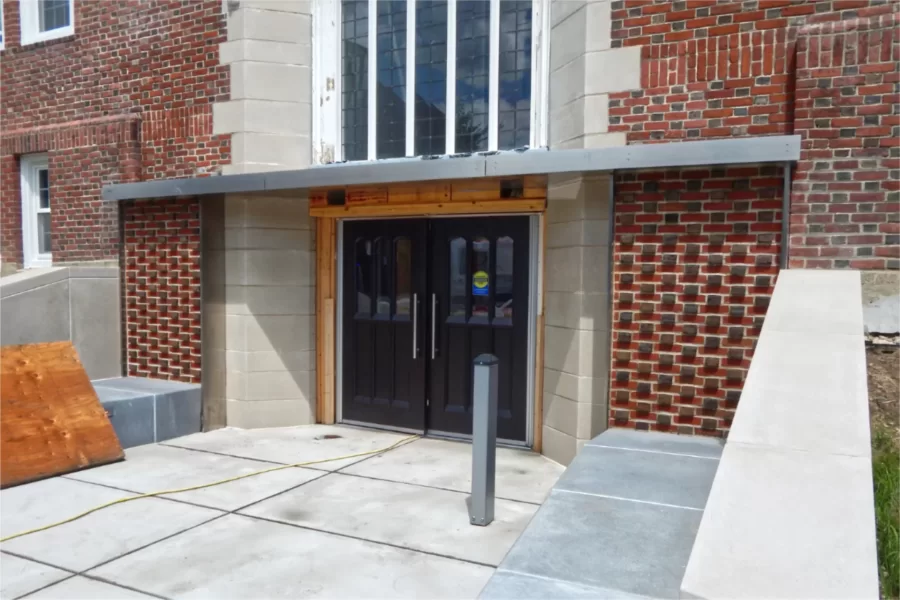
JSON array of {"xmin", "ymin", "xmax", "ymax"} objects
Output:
[
  {"xmin": 431, "ymin": 294, "xmax": 438, "ymax": 360},
  {"xmin": 412, "ymin": 293, "xmax": 418, "ymax": 359}
]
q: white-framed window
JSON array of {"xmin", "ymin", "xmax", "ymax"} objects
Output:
[
  {"xmin": 0, "ymin": 3, "xmax": 6, "ymax": 51},
  {"xmin": 20, "ymin": 154, "xmax": 52, "ymax": 268},
  {"xmin": 314, "ymin": 0, "xmax": 549, "ymax": 163},
  {"xmin": 19, "ymin": 0, "xmax": 74, "ymax": 46}
]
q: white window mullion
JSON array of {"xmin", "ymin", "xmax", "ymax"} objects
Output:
[
  {"xmin": 488, "ymin": 0, "xmax": 500, "ymax": 151},
  {"xmin": 445, "ymin": 0, "xmax": 457, "ymax": 155},
  {"xmin": 531, "ymin": 0, "xmax": 549, "ymax": 148},
  {"xmin": 367, "ymin": 0, "xmax": 378, "ymax": 160},
  {"xmin": 405, "ymin": 0, "xmax": 416, "ymax": 156}
]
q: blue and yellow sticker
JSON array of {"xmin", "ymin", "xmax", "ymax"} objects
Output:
[{"xmin": 472, "ymin": 270, "xmax": 489, "ymax": 296}]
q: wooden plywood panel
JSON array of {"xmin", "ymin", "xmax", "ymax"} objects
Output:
[
  {"xmin": 451, "ymin": 178, "xmax": 501, "ymax": 202},
  {"xmin": 1, "ymin": 342, "xmax": 124, "ymax": 488},
  {"xmin": 310, "ymin": 198, "xmax": 545, "ymax": 218},
  {"xmin": 388, "ymin": 182, "xmax": 450, "ymax": 204},
  {"xmin": 346, "ymin": 187, "xmax": 388, "ymax": 205}
]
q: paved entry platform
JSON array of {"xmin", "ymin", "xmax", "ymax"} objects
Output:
[
  {"xmin": 480, "ymin": 429, "xmax": 724, "ymax": 599},
  {"xmin": 0, "ymin": 425, "xmax": 562, "ymax": 599}
]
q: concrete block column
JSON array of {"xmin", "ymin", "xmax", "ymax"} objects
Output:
[
  {"xmin": 542, "ymin": 173, "xmax": 612, "ymax": 465},
  {"xmin": 222, "ymin": 192, "xmax": 316, "ymax": 428},
  {"xmin": 548, "ymin": 0, "xmax": 639, "ymax": 150},
  {"xmin": 215, "ymin": 0, "xmax": 312, "ymax": 173}
]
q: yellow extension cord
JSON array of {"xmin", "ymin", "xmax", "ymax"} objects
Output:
[{"xmin": 1, "ymin": 433, "xmax": 420, "ymax": 543}]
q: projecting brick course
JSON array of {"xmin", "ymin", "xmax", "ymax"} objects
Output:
[
  {"xmin": 122, "ymin": 198, "xmax": 201, "ymax": 383},
  {"xmin": 610, "ymin": 164, "xmax": 782, "ymax": 436}
]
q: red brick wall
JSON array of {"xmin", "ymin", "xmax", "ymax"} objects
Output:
[
  {"xmin": 610, "ymin": 164, "xmax": 782, "ymax": 436},
  {"xmin": 607, "ymin": 0, "xmax": 898, "ymax": 271},
  {"xmin": 790, "ymin": 12, "xmax": 899, "ymax": 269},
  {"xmin": 0, "ymin": 0, "xmax": 230, "ymax": 267},
  {"xmin": 122, "ymin": 198, "xmax": 202, "ymax": 383}
]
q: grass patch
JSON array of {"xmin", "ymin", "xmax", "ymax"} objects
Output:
[{"xmin": 873, "ymin": 425, "xmax": 899, "ymax": 599}]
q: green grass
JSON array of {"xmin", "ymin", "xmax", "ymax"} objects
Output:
[{"xmin": 872, "ymin": 426, "xmax": 899, "ymax": 599}]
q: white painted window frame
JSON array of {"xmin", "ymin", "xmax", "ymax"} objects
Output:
[
  {"xmin": 314, "ymin": 0, "xmax": 549, "ymax": 164},
  {"xmin": 0, "ymin": 3, "xmax": 6, "ymax": 51},
  {"xmin": 20, "ymin": 154, "xmax": 52, "ymax": 269},
  {"xmin": 19, "ymin": 0, "xmax": 75, "ymax": 46}
]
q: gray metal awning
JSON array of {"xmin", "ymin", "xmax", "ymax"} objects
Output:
[{"xmin": 102, "ymin": 135, "xmax": 801, "ymax": 202}]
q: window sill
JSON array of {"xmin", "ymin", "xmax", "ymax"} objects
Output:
[{"xmin": 20, "ymin": 27, "xmax": 75, "ymax": 48}]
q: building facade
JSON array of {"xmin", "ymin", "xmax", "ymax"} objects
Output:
[{"xmin": 3, "ymin": 0, "xmax": 897, "ymax": 464}]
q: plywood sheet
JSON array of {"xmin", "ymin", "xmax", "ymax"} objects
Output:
[{"xmin": 1, "ymin": 342, "xmax": 124, "ymax": 488}]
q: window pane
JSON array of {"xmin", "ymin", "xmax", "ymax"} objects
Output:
[
  {"xmin": 342, "ymin": 0, "xmax": 369, "ymax": 162},
  {"xmin": 455, "ymin": 0, "xmax": 490, "ymax": 153},
  {"xmin": 495, "ymin": 237, "xmax": 513, "ymax": 318},
  {"xmin": 498, "ymin": 1, "xmax": 531, "ymax": 150},
  {"xmin": 449, "ymin": 237, "xmax": 466, "ymax": 317},
  {"xmin": 355, "ymin": 238, "xmax": 373, "ymax": 315},
  {"xmin": 39, "ymin": 0, "xmax": 70, "ymax": 32},
  {"xmin": 38, "ymin": 213, "xmax": 51, "ymax": 255},
  {"xmin": 414, "ymin": 1, "xmax": 447, "ymax": 156},
  {"xmin": 375, "ymin": 237, "xmax": 391, "ymax": 315},
  {"xmin": 376, "ymin": 0, "xmax": 407, "ymax": 159},
  {"xmin": 471, "ymin": 237, "xmax": 490, "ymax": 318},
  {"xmin": 395, "ymin": 238, "xmax": 411, "ymax": 316},
  {"xmin": 38, "ymin": 168, "xmax": 49, "ymax": 209}
]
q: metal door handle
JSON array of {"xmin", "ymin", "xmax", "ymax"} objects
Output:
[
  {"xmin": 431, "ymin": 294, "xmax": 437, "ymax": 360},
  {"xmin": 412, "ymin": 293, "xmax": 418, "ymax": 359}
]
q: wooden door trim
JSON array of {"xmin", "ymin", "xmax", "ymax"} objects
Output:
[{"xmin": 315, "ymin": 216, "xmax": 337, "ymax": 424}]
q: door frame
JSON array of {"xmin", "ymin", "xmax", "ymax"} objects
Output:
[{"xmin": 334, "ymin": 213, "xmax": 543, "ymax": 447}]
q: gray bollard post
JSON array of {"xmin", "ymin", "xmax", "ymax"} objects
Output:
[{"xmin": 469, "ymin": 353, "xmax": 498, "ymax": 527}]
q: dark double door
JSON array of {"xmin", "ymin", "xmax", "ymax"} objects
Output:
[{"xmin": 342, "ymin": 217, "xmax": 530, "ymax": 442}]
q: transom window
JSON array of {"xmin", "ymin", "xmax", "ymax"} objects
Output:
[
  {"xmin": 319, "ymin": 0, "xmax": 547, "ymax": 163},
  {"xmin": 20, "ymin": 154, "xmax": 52, "ymax": 268},
  {"xmin": 19, "ymin": 0, "xmax": 75, "ymax": 46}
]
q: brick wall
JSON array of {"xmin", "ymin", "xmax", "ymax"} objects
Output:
[
  {"xmin": 790, "ymin": 12, "xmax": 899, "ymax": 269},
  {"xmin": 122, "ymin": 198, "xmax": 202, "ymax": 383},
  {"xmin": 0, "ymin": 0, "xmax": 230, "ymax": 267},
  {"xmin": 610, "ymin": 164, "xmax": 782, "ymax": 436},
  {"xmin": 606, "ymin": 0, "xmax": 898, "ymax": 272}
]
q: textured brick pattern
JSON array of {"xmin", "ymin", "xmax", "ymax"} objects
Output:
[
  {"xmin": 123, "ymin": 198, "xmax": 201, "ymax": 383},
  {"xmin": 610, "ymin": 165, "xmax": 782, "ymax": 436},
  {"xmin": 0, "ymin": 0, "xmax": 230, "ymax": 267},
  {"xmin": 608, "ymin": 1, "xmax": 897, "ymax": 143},
  {"xmin": 790, "ymin": 12, "xmax": 900, "ymax": 269}
]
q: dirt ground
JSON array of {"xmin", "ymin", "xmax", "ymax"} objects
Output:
[{"xmin": 867, "ymin": 345, "xmax": 900, "ymax": 441}]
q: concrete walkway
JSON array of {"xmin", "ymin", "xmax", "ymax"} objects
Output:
[
  {"xmin": 0, "ymin": 425, "xmax": 563, "ymax": 599},
  {"xmin": 480, "ymin": 429, "xmax": 723, "ymax": 599}
]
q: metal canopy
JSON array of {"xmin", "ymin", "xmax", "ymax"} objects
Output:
[{"xmin": 101, "ymin": 135, "xmax": 801, "ymax": 202}]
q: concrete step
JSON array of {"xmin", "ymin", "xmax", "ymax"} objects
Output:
[{"xmin": 91, "ymin": 377, "xmax": 201, "ymax": 449}]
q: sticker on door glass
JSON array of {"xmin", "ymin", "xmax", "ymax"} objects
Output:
[{"xmin": 472, "ymin": 270, "xmax": 489, "ymax": 296}]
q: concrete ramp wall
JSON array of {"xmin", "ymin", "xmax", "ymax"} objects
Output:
[
  {"xmin": 680, "ymin": 270, "xmax": 878, "ymax": 599},
  {"xmin": 0, "ymin": 267, "xmax": 121, "ymax": 380}
]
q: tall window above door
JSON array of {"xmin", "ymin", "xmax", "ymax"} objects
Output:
[{"xmin": 325, "ymin": 0, "xmax": 547, "ymax": 162}]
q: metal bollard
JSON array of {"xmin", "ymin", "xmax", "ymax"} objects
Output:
[{"xmin": 469, "ymin": 353, "xmax": 498, "ymax": 527}]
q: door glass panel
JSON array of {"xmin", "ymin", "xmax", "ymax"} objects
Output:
[
  {"xmin": 449, "ymin": 237, "xmax": 467, "ymax": 317},
  {"xmin": 471, "ymin": 236, "xmax": 490, "ymax": 318},
  {"xmin": 38, "ymin": 213, "xmax": 51, "ymax": 254},
  {"xmin": 495, "ymin": 236, "xmax": 513, "ymax": 319},
  {"xmin": 375, "ymin": 237, "xmax": 392, "ymax": 315},
  {"xmin": 354, "ymin": 238, "xmax": 372, "ymax": 315},
  {"xmin": 395, "ymin": 237, "xmax": 411, "ymax": 316}
]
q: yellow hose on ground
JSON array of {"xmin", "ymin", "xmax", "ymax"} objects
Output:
[{"xmin": 1, "ymin": 433, "xmax": 420, "ymax": 543}]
